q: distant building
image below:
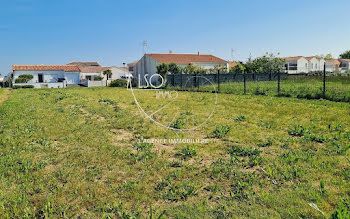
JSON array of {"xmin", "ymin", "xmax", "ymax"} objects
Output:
[
  {"xmin": 283, "ymin": 56, "xmax": 326, "ymax": 74},
  {"xmin": 339, "ymin": 59, "xmax": 350, "ymax": 72},
  {"xmin": 325, "ymin": 59, "xmax": 341, "ymax": 72},
  {"xmin": 305, "ymin": 57, "xmax": 325, "ymax": 72},
  {"xmin": 67, "ymin": 62, "xmax": 101, "ymax": 67},
  {"xmin": 283, "ymin": 56, "xmax": 309, "ymax": 74},
  {"xmin": 134, "ymin": 53, "xmax": 229, "ymax": 85},
  {"xmin": 12, "ymin": 65, "xmax": 80, "ymax": 88},
  {"xmin": 127, "ymin": 61, "xmax": 138, "ymax": 74}
]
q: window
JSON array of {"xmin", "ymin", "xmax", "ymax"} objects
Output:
[
  {"xmin": 288, "ymin": 63, "xmax": 297, "ymax": 70},
  {"xmin": 315, "ymin": 64, "xmax": 317, "ymax": 69}
]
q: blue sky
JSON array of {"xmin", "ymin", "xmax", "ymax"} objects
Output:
[{"xmin": 1, "ymin": 0, "xmax": 349, "ymax": 75}]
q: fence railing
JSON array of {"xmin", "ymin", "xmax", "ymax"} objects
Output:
[{"xmin": 166, "ymin": 69, "xmax": 350, "ymax": 103}]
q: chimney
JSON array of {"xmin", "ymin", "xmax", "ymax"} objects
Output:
[
  {"xmin": 198, "ymin": 51, "xmax": 200, "ymax": 56},
  {"xmin": 169, "ymin": 50, "xmax": 173, "ymax": 54}
]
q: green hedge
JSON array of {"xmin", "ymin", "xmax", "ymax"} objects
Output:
[
  {"xmin": 109, "ymin": 79, "xmax": 127, "ymax": 87},
  {"xmin": 13, "ymin": 85, "xmax": 34, "ymax": 89},
  {"xmin": 15, "ymin": 74, "xmax": 34, "ymax": 83},
  {"xmin": 94, "ymin": 76, "xmax": 104, "ymax": 81}
]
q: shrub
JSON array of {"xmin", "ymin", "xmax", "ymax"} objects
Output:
[
  {"xmin": 93, "ymin": 76, "xmax": 104, "ymax": 81},
  {"xmin": 15, "ymin": 74, "xmax": 34, "ymax": 83},
  {"xmin": 15, "ymin": 78, "xmax": 27, "ymax": 83},
  {"xmin": 13, "ymin": 85, "xmax": 34, "ymax": 89},
  {"xmin": 109, "ymin": 79, "xmax": 127, "ymax": 87}
]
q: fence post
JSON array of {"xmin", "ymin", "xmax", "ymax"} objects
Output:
[
  {"xmin": 180, "ymin": 73, "xmax": 183, "ymax": 90},
  {"xmin": 193, "ymin": 73, "xmax": 196, "ymax": 88},
  {"xmin": 173, "ymin": 74, "xmax": 175, "ymax": 87},
  {"xmin": 197, "ymin": 74, "xmax": 200, "ymax": 90},
  {"xmin": 243, "ymin": 74, "xmax": 246, "ymax": 95},
  {"xmin": 217, "ymin": 70, "xmax": 220, "ymax": 93},
  {"xmin": 277, "ymin": 71, "xmax": 281, "ymax": 96},
  {"xmin": 323, "ymin": 63, "xmax": 326, "ymax": 98}
]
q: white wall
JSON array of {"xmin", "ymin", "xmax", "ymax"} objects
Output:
[
  {"xmin": 109, "ymin": 67, "xmax": 131, "ymax": 80},
  {"xmin": 308, "ymin": 58, "xmax": 320, "ymax": 72},
  {"xmin": 81, "ymin": 72, "xmax": 100, "ymax": 79},
  {"xmin": 13, "ymin": 70, "xmax": 65, "ymax": 83},
  {"xmin": 13, "ymin": 70, "xmax": 80, "ymax": 84}
]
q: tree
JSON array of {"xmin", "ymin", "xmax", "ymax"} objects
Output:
[
  {"xmin": 103, "ymin": 69, "xmax": 112, "ymax": 80},
  {"xmin": 229, "ymin": 63, "xmax": 245, "ymax": 74},
  {"xmin": 340, "ymin": 50, "xmax": 350, "ymax": 59},
  {"xmin": 244, "ymin": 53, "xmax": 285, "ymax": 74},
  {"xmin": 156, "ymin": 63, "xmax": 169, "ymax": 78},
  {"xmin": 316, "ymin": 53, "xmax": 333, "ymax": 60},
  {"xmin": 168, "ymin": 63, "xmax": 182, "ymax": 74},
  {"xmin": 15, "ymin": 74, "xmax": 33, "ymax": 83},
  {"xmin": 183, "ymin": 63, "xmax": 197, "ymax": 74},
  {"xmin": 213, "ymin": 65, "xmax": 227, "ymax": 73},
  {"xmin": 195, "ymin": 66, "xmax": 207, "ymax": 74}
]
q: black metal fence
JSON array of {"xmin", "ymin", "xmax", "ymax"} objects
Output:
[{"xmin": 166, "ymin": 70, "xmax": 350, "ymax": 103}]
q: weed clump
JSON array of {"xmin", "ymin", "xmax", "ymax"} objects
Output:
[
  {"xmin": 175, "ymin": 146, "xmax": 197, "ymax": 160},
  {"xmin": 228, "ymin": 145, "xmax": 260, "ymax": 157},
  {"xmin": 212, "ymin": 125, "xmax": 231, "ymax": 138}
]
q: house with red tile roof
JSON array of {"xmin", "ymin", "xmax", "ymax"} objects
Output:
[
  {"xmin": 282, "ymin": 56, "xmax": 309, "ymax": 74},
  {"xmin": 325, "ymin": 59, "xmax": 341, "ymax": 72},
  {"xmin": 339, "ymin": 59, "xmax": 350, "ymax": 72},
  {"xmin": 283, "ymin": 56, "xmax": 326, "ymax": 74},
  {"xmin": 12, "ymin": 65, "xmax": 81, "ymax": 88},
  {"xmin": 134, "ymin": 53, "xmax": 229, "ymax": 85}
]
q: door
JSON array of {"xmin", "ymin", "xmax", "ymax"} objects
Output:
[{"xmin": 38, "ymin": 74, "xmax": 44, "ymax": 83}]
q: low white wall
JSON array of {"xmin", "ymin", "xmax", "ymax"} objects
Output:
[{"xmin": 88, "ymin": 80, "xmax": 107, "ymax": 87}]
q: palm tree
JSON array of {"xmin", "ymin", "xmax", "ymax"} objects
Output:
[{"xmin": 103, "ymin": 69, "xmax": 112, "ymax": 80}]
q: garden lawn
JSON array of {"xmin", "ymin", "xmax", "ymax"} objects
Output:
[{"xmin": 0, "ymin": 87, "xmax": 349, "ymax": 218}]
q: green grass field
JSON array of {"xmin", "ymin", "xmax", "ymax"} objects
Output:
[
  {"xmin": 0, "ymin": 87, "xmax": 349, "ymax": 218},
  {"xmin": 174, "ymin": 76, "xmax": 350, "ymax": 103}
]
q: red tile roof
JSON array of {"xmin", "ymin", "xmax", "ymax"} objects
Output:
[
  {"xmin": 146, "ymin": 53, "xmax": 228, "ymax": 64},
  {"xmin": 67, "ymin": 62, "xmax": 101, "ymax": 67},
  {"xmin": 326, "ymin": 59, "xmax": 341, "ymax": 65},
  {"xmin": 228, "ymin": 61, "xmax": 238, "ymax": 68},
  {"xmin": 79, "ymin": 66, "xmax": 110, "ymax": 73},
  {"xmin": 283, "ymin": 56, "xmax": 304, "ymax": 61},
  {"xmin": 13, "ymin": 65, "xmax": 80, "ymax": 72}
]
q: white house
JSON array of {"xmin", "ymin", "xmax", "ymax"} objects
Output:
[
  {"xmin": 134, "ymin": 53, "xmax": 229, "ymax": 86},
  {"xmin": 108, "ymin": 66, "xmax": 133, "ymax": 80},
  {"xmin": 339, "ymin": 59, "xmax": 350, "ymax": 72},
  {"xmin": 0, "ymin": 76, "xmax": 4, "ymax": 87},
  {"xmin": 79, "ymin": 66, "xmax": 109, "ymax": 80},
  {"xmin": 12, "ymin": 65, "xmax": 80, "ymax": 88},
  {"xmin": 284, "ymin": 56, "xmax": 309, "ymax": 74},
  {"xmin": 284, "ymin": 56, "xmax": 326, "ymax": 74},
  {"xmin": 325, "ymin": 59, "xmax": 341, "ymax": 72},
  {"xmin": 305, "ymin": 57, "xmax": 325, "ymax": 72}
]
